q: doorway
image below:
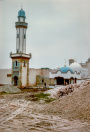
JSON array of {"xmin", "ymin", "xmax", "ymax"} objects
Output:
[
  {"xmin": 75, "ymin": 78, "xmax": 77, "ymax": 84},
  {"xmin": 14, "ymin": 76, "xmax": 18, "ymax": 86},
  {"xmin": 65, "ymin": 79, "xmax": 69, "ymax": 85},
  {"xmin": 56, "ymin": 77, "xmax": 64, "ymax": 85}
]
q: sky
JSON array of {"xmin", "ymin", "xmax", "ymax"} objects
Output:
[{"xmin": 0, "ymin": 0, "xmax": 90, "ymax": 69}]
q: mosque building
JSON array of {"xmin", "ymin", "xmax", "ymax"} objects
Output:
[
  {"xmin": 49, "ymin": 63, "xmax": 81, "ymax": 85},
  {"xmin": 0, "ymin": 8, "xmax": 90, "ymax": 87}
]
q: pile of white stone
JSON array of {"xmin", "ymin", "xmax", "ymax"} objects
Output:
[
  {"xmin": 45, "ymin": 80, "xmax": 90, "ymax": 98},
  {"xmin": 0, "ymin": 84, "xmax": 21, "ymax": 93}
]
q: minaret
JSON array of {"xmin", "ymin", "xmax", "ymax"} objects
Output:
[
  {"xmin": 10, "ymin": 8, "xmax": 31, "ymax": 87},
  {"xmin": 16, "ymin": 7, "xmax": 27, "ymax": 53},
  {"xmin": 69, "ymin": 58, "xmax": 74, "ymax": 65}
]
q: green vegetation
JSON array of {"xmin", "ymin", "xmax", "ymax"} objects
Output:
[
  {"xmin": 0, "ymin": 91, "xmax": 19, "ymax": 95},
  {"xmin": 34, "ymin": 93, "xmax": 55, "ymax": 103},
  {"xmin": 0, "ymin": 91, "xmax": 7, "ymax": 95},
  {"xmin": 35, "ymin": 93, "xmax": 50, "ymax": 99}
]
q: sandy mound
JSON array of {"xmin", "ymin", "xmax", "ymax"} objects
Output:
[
  {"xmin": 0, "ymin": 84, "xmax": 21, "ymax": 93},
  {"xmin": 41, "ymin": 80, "xmax": 90, "ymax": 122},
  {"xmin": 45, "ymin": 80, "xmax": 90, "ymax": 98}
]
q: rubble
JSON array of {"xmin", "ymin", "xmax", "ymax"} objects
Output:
[
  {"xmin": 0, "ymin": 84, "xmax": 21, "ymax": 94},
  {"xmin": 45, "ymin": 80, "xmax": 90, "ymax": 98}
]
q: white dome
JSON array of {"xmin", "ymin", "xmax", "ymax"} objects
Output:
[{"xmin": 70, "ymin": 62, "xmax": 82, "ymax": 73}]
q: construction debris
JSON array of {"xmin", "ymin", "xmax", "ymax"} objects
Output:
[
  {"xmin": 45, "ymin": 80, "xmax": 90, "ymax": 98},
  {"xmin": 0, "ymin": 84, "xmax": 21, "ymax": 94}
]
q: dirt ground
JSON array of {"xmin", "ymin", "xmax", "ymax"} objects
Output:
[{"xmin": 0, "ymin": 86, "xmax": 90, "ymax": 132}]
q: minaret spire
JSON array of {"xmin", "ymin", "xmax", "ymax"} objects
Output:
[
  {"xmin": 21, "ymin": 3, "xmax": 23, "ymax": 9},
  {"xmin": 16, "ymin": 7, "xmax": 27, "ymax": 53}
]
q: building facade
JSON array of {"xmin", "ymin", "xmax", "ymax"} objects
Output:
[{"xmin": 49, "ymin": 66, "xmax": 81, "ymax": 85}]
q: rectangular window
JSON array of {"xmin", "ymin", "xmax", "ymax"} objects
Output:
[
  {"xmin": 23, "ymin": 18, "xmax": 25, "ymax": 22},
  {"xmin": 23, "ymin": 61, "xmax": 26, "ymax": 67},
  {"xmin": 17, "ymin": 34, "xmax": 19, "ymax": 38},
  {"xmin": 7, "ymin": 74, "xmax": 11, "ymax": 77}
]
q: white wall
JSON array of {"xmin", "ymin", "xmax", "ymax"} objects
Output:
[
  {"xmin": 0, "ymin": 68, "xmax": 49, "ymax": 86},
  {"xmin": 20, "ymin": 28, "xmax": 23, "ymax": 52},
  {"xmin": 29, "ymin": 69, "xmax": 42, "ymax": 86},
  {"xmin": 77, "ymin": 80, "xmax": 81, "ymax": 84},
  {"xmin": 0, "ymin": 69, "xmax": 11, "ymax": 84},
  {"xmin": 22, "ymin": 63, "xmax": 27, "ymax": 86},
  {"xmin": 20, "ymin": 17, "xmax": 24, "ymax": 22},
  {"xmin": 29, "ymin": 69, "xmax": 49, "ymax": 86},
  {"xmin": 49, "ymin": 70, "xmax": 81, "ymax": 79},
  {"xmin": 23, "ymin": 29, "xmax": 26, "ymax": 53},
  {"xmin": 16, "ymin": 27, "xmax": 26, "ymax": 53},
  {"xmin": 16, "ymin": 28, "xmax": 19, "ymax": 52},
  {"xmin": 81, "ymin": 68, "xmax": 88, "ymax": 78},
  {"xmin": 81, "ymin": 59, "xmax": 90, "ymax": 78}
]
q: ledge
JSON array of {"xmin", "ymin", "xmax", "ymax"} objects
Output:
[
  {"xmin": 15, "ymin": 22, "xmax": 28, "ymax": 27},
  {"xmin": 10, "ymin": 52, "xmax": 31, "ymax": 59}
]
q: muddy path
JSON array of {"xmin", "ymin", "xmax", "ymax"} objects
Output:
[{"xmin": 0, "ymin": 93, "xmax": 90, "ymax": 132}]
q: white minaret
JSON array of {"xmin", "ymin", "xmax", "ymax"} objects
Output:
[
  {"xmin": 10, "ymin": 8, "xmax": 31, "ymax": 87},
  {"xmin": 15, "ymin": 7, "xmax": 28, "ymax": 53}
]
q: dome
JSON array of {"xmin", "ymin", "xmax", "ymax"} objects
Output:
[
  {"xmin": 59, "ymin": 66, "xmax": 73, "ymax": 73},
  {"xmin": 70, "ymin": 62, "xmax": 82, "ymax": 73},
  {"xmin": 18, "ymin": 9, "xmax": 26, "ymax": 18}
]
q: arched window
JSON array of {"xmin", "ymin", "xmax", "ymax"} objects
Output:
[{"xmin": 42, "ymin": 79, "xmax": 44, "ymax": 83}]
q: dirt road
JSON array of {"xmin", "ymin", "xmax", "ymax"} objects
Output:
[{"xmin": 0, "ymin": 93, "xmax": 90, "ymax": 132}]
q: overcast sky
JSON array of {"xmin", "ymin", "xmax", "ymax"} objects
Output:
[{"xmin": 0, "ymin": 0, "xmax": 90, "ymax": 69}]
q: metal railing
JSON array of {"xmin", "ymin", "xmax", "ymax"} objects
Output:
[{"xmin": 15, "ymin": 22, "xmax": 28, "ymax": 27}]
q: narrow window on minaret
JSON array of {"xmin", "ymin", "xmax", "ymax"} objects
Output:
[
  {"xmin": 16, "ymin": 61, "xmax": 17, "ymax": 66},
  {"xmin": 23, "ymin": 61, "xmax": 26, "ymax": 67},
  {"xmin": 17, "ymin": 34, "xmax": 19, "ymax": 38},
  {"xmin": 24, "ymin": 34, "xmax": 26, "ymax": 39}
]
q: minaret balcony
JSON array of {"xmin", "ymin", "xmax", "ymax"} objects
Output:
[
  {"xmin": 10, "ymin": 52, "xmax": 31, "ymax": 59},
  {"xmin": 15, "ymin": 22, "xmax": 28, "ymax": 28}
]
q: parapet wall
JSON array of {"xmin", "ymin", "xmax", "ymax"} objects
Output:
[
  {"xmin": 0, "ymin": 69, "xmax": 12, "ymax": 84},
  {"xmin": 36, "ymin": 75, "xmax": 50, "ymax": 86},
  {"xmin": 29, "ymin": 68, "xmax": 49, "ymax": 86}
]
